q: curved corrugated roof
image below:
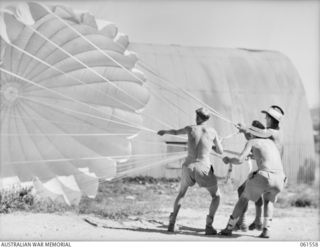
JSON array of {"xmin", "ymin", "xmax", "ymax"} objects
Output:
[{"xmin": 130, "ymin": 43, "xmax": 315, "ymax": 185}]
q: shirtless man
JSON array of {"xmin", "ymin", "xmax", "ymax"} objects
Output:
[
  {"xmin": 219, "ymin": 120, "xmax": 286, "ymax": 238},
  {"xmin": 157, "ymin": 108, "xmax": 223, "ymax": 235},
  {"xmin": 235, "ymin": 106, "xmax": 285, "ymax": 231}
]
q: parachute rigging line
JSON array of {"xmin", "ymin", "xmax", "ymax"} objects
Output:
[
  {"xmin": 138, "ymin": 61, "xmax": 237, "ymax": 126},
  {"xmin": 2, "ymin": 151, "xmax": 187, "ymax": 166},
  {"xmin": 43, "ymin": 6, "xmax": 236, "ymax": 128},
  {"xmin": 6, "ymin": 42, "xmax": 177, "ymax": 132},
  {"xmin": 0, "ymin": 68, "xmax": 156, "ymax": 133},
  {"xmin": 17, "ymin": 24, "xmax": 177, "ymax": 132}
]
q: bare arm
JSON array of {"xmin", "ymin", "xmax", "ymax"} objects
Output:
[
  {"xmin": 267, "ymin": 129, "xmax": 284, "ymax": 159},
  {"xmin": 223, "ymin": 140, "xmax": 253, "ymax": 165},
  {"xmin": 212, "ymin": 132, "xmax": 224, "ymax": 155},
  {"xmin": 236, "ymin": 123, "xmax": 249, "ymax": 134},
  {"xmin": 157, "ymin": 126, "xmax": 189, "ymax": 136}
]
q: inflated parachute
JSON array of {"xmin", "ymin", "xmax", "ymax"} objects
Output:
[{"xmin": 0, "ymin": 2, "xmax": 150, "ymax": 205}]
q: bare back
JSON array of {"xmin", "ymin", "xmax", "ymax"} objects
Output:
[
  {"xmin": 185, "ymin": 125, "xmax": 217, "ymax": 164},
  {"xmin": 250, "ymin": 138, "xmax": 284, "ymax": 174},
  {"xmin": 268, "ymin": 128, "xmax": 284, "ymax": 157}
]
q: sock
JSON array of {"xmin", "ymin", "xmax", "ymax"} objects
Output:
[
  {"xmin": 263, "ymin": 217, "xmax": 272, "ymax": 230},
  {"xmin": 206, "ymin": 215, "xmax": 213, "ymax": 226},
  {"xmin": 169, "ymin": 212, "xmax": 176, "ymax": 224}
]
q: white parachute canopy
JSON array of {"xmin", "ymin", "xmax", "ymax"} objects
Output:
[{"xmin": 0, "ymin": 2, "xmax": 150, "ymax": 205}]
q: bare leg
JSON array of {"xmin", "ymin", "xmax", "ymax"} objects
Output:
[
  {"xmin": 168, "ymin": 185, "xmax": 188, "ymax": 232},
  {"xmin": 263, "ymin": 198, "xmax": 274, "ymax": 219},
  {"xmin": 255, "ymin": 197, "xmax": 263, "ymax": 223},
  {"xmin": 248, "ymin": 197, "xmax": 263, "ymax": 230},
  {"xmin": 259, "ymin": 197, "xmax": 274, "ymax": 238},
  {"xmin": 207, "ymin": 186, "xmax": 221, "ymax": 218},
  {"xmin": 220, "ymin": 196, "xmax": 249, "ymax": 236},
  {"xmin": 235, "ymin": 183, "xmax": 248, "ymax": 231},
  {"xmin": 232, "ymin": 196, "xmax": 249, "ymax": 219},
  {"xmin": 205, "ymin": 186, "xmax": 220, "ymax": 235}
]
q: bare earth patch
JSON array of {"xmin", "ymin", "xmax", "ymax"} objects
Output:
[
  {"xmin": 0, "ymin": 178, "xmax": 319, "ymax": 241},
  {"xmin": 0, "ymin": 207, "xmax": 319, "ymax": 241}
]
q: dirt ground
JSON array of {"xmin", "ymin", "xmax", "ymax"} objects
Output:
[
  {"xmin": 0, "ymin": 207, "xmax": 319, "ymax": 241},
  {"xmin": 1, "ymin": 178, "xmax": 319, "ymax": 241}
]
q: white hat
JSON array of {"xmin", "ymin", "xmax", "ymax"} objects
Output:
[
  {"xmin": 247, "ymin": 120, "xmax": 271, "ymax": 138},
  {"xmin": 196, "ymin": 107, "xmax": 210, "ymax": 119},
  {"xmin": 261, "ymin": 105, "xmax": 284, "ymax": 122}
]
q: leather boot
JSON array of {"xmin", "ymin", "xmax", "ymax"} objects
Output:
[
  {"xmin": 167, "ymin": 212, "xmax": 176, "ymax": 232},
  {"xmin": 205, "ymin": 215, "xmax": 217, "ymax": 235}
]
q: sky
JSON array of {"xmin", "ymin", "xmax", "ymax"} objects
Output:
[{"xmin": 3, "ymin": 0, "xmax": 320, "ymax": 108}]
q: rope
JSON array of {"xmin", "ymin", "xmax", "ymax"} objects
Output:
[
  {"xmin": 2, "ymin": 151, "xmax": 187, "ymax": 166},
  {"xmin": 0, "ymin": 68, "xmax": 156, "ymax": 134},
  {"xmin": 138, "ymin": 61, "xmax": 238, "ymax": 126},
  {"xmin": 29, "ymin": 6, "xmax": 237, "ymax": 129}
]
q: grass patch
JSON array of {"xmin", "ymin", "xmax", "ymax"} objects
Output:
[
  {"xmin": 78, "ymin": 177, "xmax": 180, "ymax": 219},
  {"xmin": 276, "ymin": 184, "xmax": 319, "ymax": 208},
  {"xmin": 1, "ymin": 177, "xmax": 318, "ymax": 219},
  {"xmin": 0, "ymin": 186, "xmax": 75, "ymax": 214},
  {"xmin": 0, "ymin": 187, "xmax": 34, "ymax": 213}
]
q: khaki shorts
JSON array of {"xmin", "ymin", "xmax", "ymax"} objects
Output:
[
  {"xmin": 180, "ymin": 161, "xmax": 217, "ymax": 188},
  {"xmin": 242, "ymin": 170, "xmax": 285, "ymax": 202}
]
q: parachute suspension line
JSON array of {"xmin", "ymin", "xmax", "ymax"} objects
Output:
[
  {"xmin": 118, "ymin": 153, "xmax": 184, "ymax": 167},
  {"xmin": 0, "ymin": 68, "xmax": 156, "ymax": 133},
  {"xmin": 132, "ymin": 139, "xmax": 188, "ymax": 148},
  {"xmin": 46, "ymin": 9, "xmax": 145, "ymax": 87},
  {"xmin": 139, "ymin": 60, "xmax": 235, "ymax": 124},
  {"xmin": 1, "ymin": 133, "xmax": 139, "ymax": 137},
  {"xmin": 134, "ymin": 130, "xmax": 240, "ymax": 149},
  {"xmin": 131, "ymin": 140, "xmax": 226, "ymax": 160},
  {"xmin": 2, "ymin": 101, "xmax": 133, "ymax": 133},
  {"xmin": 25, "ymin": 26, "xmax": 147, "ymax": 110},
  {"xmin": 4, "ymin": 114, "xmax": 109, "ymax": 128},
  {"xmin": 144, "ymin": 84, "xmax": 191, "ymax": 118},
  {"xmin": 220, "ymin": 130, "xmax": 240, "ymax": 141},
  {"xmin": 32, "ymin": 7, "xmax": 196, "ymax": 132},
  {"xmin": 12, "ymin": 104, "xmax": 28, "ymax": 164},
  {"xmin": 143, "ymin": 114, "xmax": 175, "ymax": 130},
  {"xmin": 16, "ymin": 101, "xmax": 72, "ymax": 168},
  {"xmin": 47, "ymin": 6, "xmax": 196, "ymax": 120},
  {"xmin": 20, "ymin": 26, "xmax": 178, "ymax": 133},
  {"xmin": 20, "ymin": 94, "xmax": 156, "ymax": 134},
  {"xmin": 210, "ymin": 151, "xmax": 223, "ymax": 159},
  {"xmin": 111, "ymin": 153, "xmax": 187, "ymax": 182},
  {"xmin": 7, "ymin": 44, "xmax": 175, "ymax": 135},
  {"xmin": 21, "ymin": 97, "xmax": 141, "ymax": 138},
  {"xmin": 138, "ymin": 61, "xmax": 237, "ymax": 126},
  {"xmin": 48, "ymin": 7, "xmax": 205, "ymax": 124},
  {"xmin": 80, "ymin": 152, "xmax": 186, "ymax": 187},
  {"xmin": 44, "ymin": 10, "xmax": 192, "ymax": 131},
  {"xmin": 14, "ymin": 151, "xmax": 185, "ymax": 186},
  {"xmin": 0, "ymin": 105, "xmax": 9, "ymax": 125},
  {"xmin": 7, "ymin": 43, "xmax": 145, "ymax": 115},
  {"xmin": 2, "ymin": 151, "xmax": 187, "ymax": 166},
  {"xmin": 101, "ymin": 151, "xmax": 186, "ymax": 159},
  {"xmin": 116, "ymin": 156, "xmax": 184, "ymax": 175}
]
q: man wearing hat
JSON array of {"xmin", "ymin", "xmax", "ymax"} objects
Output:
[
  {"xmin": 235, "ymin": 105, "xmax": 285, "ymax": 232},
  {"xmin": 261, "ymin": 105, "xmax": 285, "ymax": 155},
  {"xmin": 219, "ymin": 120, "xmax": 286, "ymax": 238},
  {"xmin": 158, "ymin": 107, "xmax": 224, "ymax": 235}
]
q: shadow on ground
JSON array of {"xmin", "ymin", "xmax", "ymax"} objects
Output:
[{"xmin": 83, "ymin": 217, "xmax": 257, "ymax": 239}]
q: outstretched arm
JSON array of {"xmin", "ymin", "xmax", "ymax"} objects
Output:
[
  {"xmin": 223, "ymin": 140, "xmax": 253, "ymax": 165},
  {"xmin": 236, "ymin": 123, "xmax": 249, "ymax": 135},
  {"xmin": 157, "ymin": 126, "xmax": 188, "ymax": 136}
]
